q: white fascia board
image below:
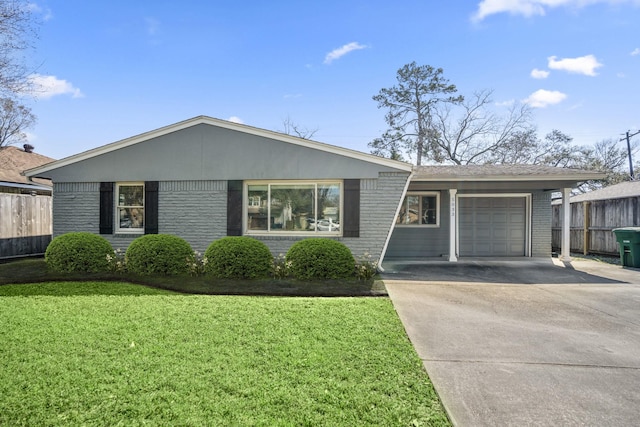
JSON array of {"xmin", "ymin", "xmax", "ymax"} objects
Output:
[
  {"xmin": 411, "ymin": 173, "xmax": 605, "ymax": 182},
  {"xmin": 25, "ymin": 116, "xmax": 412, "ymax": 177}
]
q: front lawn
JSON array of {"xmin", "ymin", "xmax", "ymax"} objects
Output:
[{"xmin": 0, "ymin": 282, "xmax": 450, "ymax": 426}]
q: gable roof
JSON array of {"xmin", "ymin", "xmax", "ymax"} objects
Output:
[
  {"xmin": 25, "ymin": 116, "xmax": 413, "ymax": 177},
  {"xmin": 0, "ymin": 146, "xmax": 54, "ymax": 188},
  {"xmin": 412, "ymin": 164, "xmax": 603, "ymax": 182}
]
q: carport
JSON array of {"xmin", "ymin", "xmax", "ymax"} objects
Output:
[{"xmin": 381, "ymin": 165, "xmax": 604, "ymax": 266}]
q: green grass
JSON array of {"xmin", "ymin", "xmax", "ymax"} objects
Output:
[
  {"xmin": 0, "ymin": 282, "xmax": 450, "ymax": 426},
  {"xmin": 0, "ymin": 258, "xmax": 387, "ymax": 296}
]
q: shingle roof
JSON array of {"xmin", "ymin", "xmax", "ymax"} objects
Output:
[
  {"xmin": 0, "ymin": 146, "xmax": 55, "ymax": 188},
  {"xmin": 412, "ymin": 164, "xmax": 602, "ymax": 181},
  {"xmin": 566, "ymin": 180, "xmax": 640, "ymax": 203}
]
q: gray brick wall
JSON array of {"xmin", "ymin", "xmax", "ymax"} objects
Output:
[
  {"xmin": 347, "ymin": 172, "xmax": 409, "ymax": 259},
  {"xmin": 158, "ymin": 180, "xmax": 227, "ymax": 253},
  {"xmin": 52, "ymin": 181, "xmax": 227, "ymax": 252},
  {"xmin": 52, "ymin": 174, "xmax": 410, "ymax": 260},
  {"xmin": 531, "ymin": 190, "xmax": 552, "ymax": 257},
  {"xmin": 53, "ymin": 182, "xmax": 99, "ymax": 237}
]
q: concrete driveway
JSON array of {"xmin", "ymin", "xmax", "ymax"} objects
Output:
[{"xmin": 383, "ymin": 258, "xmax": 640, "ymax": 426}]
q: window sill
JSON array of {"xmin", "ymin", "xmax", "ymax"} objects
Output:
[
  {"xmin": 246, "ymin": 232, "xmax": 342, "ymax": 238},
  {"xmin": 114, "ymin": 231, "xmax": 145, "ymax": 237}
]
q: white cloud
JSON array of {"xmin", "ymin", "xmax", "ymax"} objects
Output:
[
  {"xmin": 473, "ymin": 0, "xmax": 546, "ymax": 21},
  {"xmin": 547, "ymin": 54, "xmax": 602, "ymax": 76},
  {"xmin": 284, "ymin": 93, "xmax": 302, "ymax": 99},
  {"xmin": 631, "ymin": 48, "xmax": 640, "ymax": 56},
  {"xmin": 228, "ymin": 116, "xmax": 244, "ymax": 124},
  {"xmin": 530, "ymin": 68, "xmax": 550, "ymax": 79},
  {"xmin": 27, "ymin": 74, "xmax": 83, "ymax": 99},
  {"xmin": 324, "ymin": 42, "xmax": 368, "ymax": 64},
  {"xmin": 524, "ymin": 89, "xmax": 567, "ymax": 108},
  {"xmin": 472, "ymin": 0, "xmax": 640, "ymax": 22}
]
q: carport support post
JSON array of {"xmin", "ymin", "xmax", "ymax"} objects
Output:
[
  {"xmin": 449, "ymin": 189, "xmax": 458, "ymax": 262},
  {"xmin": 560, "ymin": 187, "xmax": 572, "ymax": 262}
]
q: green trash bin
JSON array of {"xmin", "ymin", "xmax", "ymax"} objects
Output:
[{"xmin": 612, "ymin": 227, "xmax": 640, "ymax": 268}]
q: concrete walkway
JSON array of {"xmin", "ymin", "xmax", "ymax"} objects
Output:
[{"xmin": 383, "ymin": 258, "xmax": 640, "ymax": 426}]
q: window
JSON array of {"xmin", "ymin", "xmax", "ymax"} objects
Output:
[
  {"xmin": 396, "ymin": 192, "xmax": 439, "ymax": 226},
  {"xmin": 116, "ymin": 183, "xmax": 144, "ymax": 233},
  {"xmin": 246, "ymin": 181, "xmax": 341, "ymax": 234}
]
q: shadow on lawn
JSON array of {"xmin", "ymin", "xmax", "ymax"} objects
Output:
[{"xmin": 0, "ymin": 258, "xmax": 387, "ymax": 297}]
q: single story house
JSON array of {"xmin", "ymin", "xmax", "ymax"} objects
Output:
[{"xmin": 25, "ymin": 116, "xmax": 601, "ymax": 267}]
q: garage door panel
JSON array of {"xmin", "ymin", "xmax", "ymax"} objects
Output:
[
  {"xmin": 459, "ymin": 197, "xmax": 526, "ymax": 257},
  {"xmin": 492, "ymin": 228, "xmax": 508, "ymax": 239}
]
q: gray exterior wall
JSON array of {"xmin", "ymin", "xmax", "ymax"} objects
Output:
[
  {"xmin": 385, "ymin": 191, "xmax": 450, "ymax": 259},
  {"xmin": 385, "ymin": 188, "xmax": 552, "ymax": 259},
  {"xmin": 53, "ymin": 172, "xmax": 410, "ymax": 259},
  {"xmin": 41, "ymin": 124, "xmax": 403, "ymax": 183},
  {"xmin": 158, "ymin": 181, "xmax": 227, "ymax": 253},
  {"xmin": 53, "ymin": 182, "xmax": 99, "ymax": 236}
]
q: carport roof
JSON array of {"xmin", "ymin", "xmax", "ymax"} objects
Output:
[{"xmin": 412, "ymin": 164, "xmax": 603, "ymax": 182}]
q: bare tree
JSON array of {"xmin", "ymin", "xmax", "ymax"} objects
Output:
[
  {"xmin": 576, "ymin": 138, "xmax": 638, "ymax": 191},
  {"xmin": 0, "ymin": 96, "xmax": 35, "ymax": 147},
  {"xmin": 0, "ymin": 0, "xmax": 38, "ymax": 96},
  {"xmin": 431, "ymin": 90, "xmax": 533, "ymax": 164},
  {"xmin": 369, "ymin": 62, "xmax": 463, "ymax": 165},
  {"xmin": 280, "ymin": 115, "xmax": 318, "ymax": 140}
]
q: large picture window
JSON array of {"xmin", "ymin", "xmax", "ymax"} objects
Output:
[
  {"xmin": 246, "ymin": 181, "xmax": 341, "ymax": 234},
  {"xmin": 396, "ymin": 192, "xmax": 439, "ymax": 227},
  {"xmin": 116, "ymin": 183, "xmax": 144, "ymax": 233}
]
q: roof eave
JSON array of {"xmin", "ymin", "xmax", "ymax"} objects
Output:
[{"xmin": 411, "ymin": 173, "xmax": 606, "ymax": 182}]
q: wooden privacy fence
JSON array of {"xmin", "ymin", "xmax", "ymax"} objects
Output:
[
  {"xmin": 552, "ymin": 196, "xmax": 640, "ymax": 255},
  {"xmin": 0, "ymin": 193, "xmax": 52, "ymax": 258}
]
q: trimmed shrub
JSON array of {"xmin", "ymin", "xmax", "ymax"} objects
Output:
[
  {"xmin": 286, "ymin": 238, "xmax": 355, "ymax": 280},
  {"xmin": 45, "ymin": 232, "xmax": 113, "ymax": 273},
  {"xmin": 126, "ymin": 234, "xmax": 195, "ymax": 276},
  {"xmin": 205, "ymin": 237, "xmax": 273, "ymax": 279}
]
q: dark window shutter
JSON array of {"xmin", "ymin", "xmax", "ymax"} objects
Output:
[
  {"xmin": 99, "ymin": 182, "xmax": 114, "ymax": 234},
  {"xmin": 145, "ymin": 181, "xmax": 159, "ymax": 234},
  {"xmin": 343, "ymin": 179, "xmax": 360, "ymax": 237},
  {"xmin": 227, "ymin": 180, "xmax": 243, "ymax": 236}
]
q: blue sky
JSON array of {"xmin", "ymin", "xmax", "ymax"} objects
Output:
[{"xmin": 23, "ymin": 0, "xmax": 640, "ymax": 160}]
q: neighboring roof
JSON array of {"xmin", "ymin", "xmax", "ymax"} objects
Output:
[
  {"xmin": 25, "ymin": 116, "xmax": 413, "ymax": 177},
  {"xmin": 554, "ymin": 180, "xmax": 640, "ymax": 204},
  {"xmin": 0, "ymin": 181, "xmax": 53, "ymax": 192},
  {"xmin": 0, "ymin": 146, "xmax": 54, "ymax": 188},
  {"xmin": 412, "ymin": 164, "xmax": 604, "ymax": 182}
]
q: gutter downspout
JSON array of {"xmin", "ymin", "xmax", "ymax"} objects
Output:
[{"xmin": 377, "ymin": 172, "xmax": 414, "ymax": 272}]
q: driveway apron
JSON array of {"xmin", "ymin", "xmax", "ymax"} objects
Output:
[{"xmin": 384, "ymin": 259, "xmax": 640, "ymax": 427}]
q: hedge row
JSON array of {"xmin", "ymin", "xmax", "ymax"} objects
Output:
[{"xmin": 44, "ymin": 233, "xmax": 374, "ymax": 280}]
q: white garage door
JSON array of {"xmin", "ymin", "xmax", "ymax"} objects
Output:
[{"xmin": 458, "ymin": 197, "xmax": 527, "ymax": 257}]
